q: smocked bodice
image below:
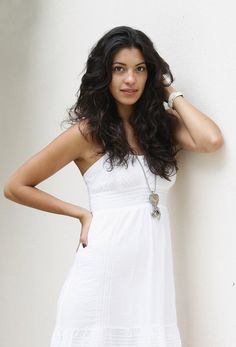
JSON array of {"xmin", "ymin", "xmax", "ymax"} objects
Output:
[{"xmin": 82, "ymin": 153, "xmax": 176, "ymax": 213}]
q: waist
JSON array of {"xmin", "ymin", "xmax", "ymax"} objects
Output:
[{"xmin": 88, "ymin": 186, "xmax": 169, "ymax": 212}]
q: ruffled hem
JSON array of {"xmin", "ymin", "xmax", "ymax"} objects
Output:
[{"xmin": 50, "ymin": 323, "xmax": 182, "ymax": 347}]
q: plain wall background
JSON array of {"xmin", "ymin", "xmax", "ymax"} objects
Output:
[{"xmin": 1, "ymin": 1, "xmax": 235, "ymax": 346}]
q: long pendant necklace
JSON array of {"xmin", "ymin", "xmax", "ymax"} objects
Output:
[{"xmin": 135, "ymin": 155, "xmax": 161, "ymax": 219}]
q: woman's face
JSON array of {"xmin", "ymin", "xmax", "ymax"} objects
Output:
[{"xmin": 109, "ymin": 47, "xmax": 148, "ymax": 115}]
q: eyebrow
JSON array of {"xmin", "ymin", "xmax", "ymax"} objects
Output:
[{"xmin": 112, "ymin": 61, "xmax": 146, "ymax": 66}]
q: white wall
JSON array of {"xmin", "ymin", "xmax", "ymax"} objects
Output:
[{"xmin": 1, "ymin": 1, "xmax": 235, "ymax": 346}]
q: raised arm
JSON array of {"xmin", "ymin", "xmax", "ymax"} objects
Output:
[{"xmin": 164, "ymin": 84, "xmax": 224, "ymax": 152}]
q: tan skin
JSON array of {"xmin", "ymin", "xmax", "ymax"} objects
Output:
[{"xmin": 3, "ymin": 47, "xmax": 224, "ymax": 249}]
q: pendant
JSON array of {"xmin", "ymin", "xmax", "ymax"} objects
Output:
[
  {"xmin": 149, "ymin": 192, "xmax": 159, "ymax": 206},
  {"xmin": 151, "ymin": 207, "xmax": 161, "ymax": 219},
  {"xmin": 149, "ymin": 192, "xmax": 161, "ymax": 219}
]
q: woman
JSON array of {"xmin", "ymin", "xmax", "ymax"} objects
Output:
[{"xmin": 4, "ymin": 26, "xmax": 223, "ymax": 346}]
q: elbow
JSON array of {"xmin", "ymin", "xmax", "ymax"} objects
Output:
[
  {"xmin": 3, "ymin": 181, "xmax": 20, "ymax": 201},
  {"xmin": 208, "ymin": 134, "xmax": 224, "ymax": 152},
  {"xmin": 3, "ymin": 182, "xmax": 14, "ymax": 200},
  {"xmin": 212, "ymin": 135, "xmax": 224, "ymax": 151}
]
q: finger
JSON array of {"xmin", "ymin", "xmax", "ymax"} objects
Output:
[{"xmin": 81, "ymin": 235, "xmax": 88, "ymax": 246}]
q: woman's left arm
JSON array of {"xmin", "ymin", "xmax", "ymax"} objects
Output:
[{"xmin": 164, "ymin": 85, "xmax": 224, "ymax": 152}]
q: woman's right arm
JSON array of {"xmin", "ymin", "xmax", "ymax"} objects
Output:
[{"xmin": 3, "ymin": 122, "xmax": 91, "ymax": 222}]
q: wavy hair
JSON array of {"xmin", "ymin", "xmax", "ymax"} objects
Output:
[{"xmin": 62, "ymin": 25, "xmax": 182, "ymax": 181}]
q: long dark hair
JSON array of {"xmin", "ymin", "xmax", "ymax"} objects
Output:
[{"xmin": 62, "ymin": 25, "xmax": 182, "ymax": 181}]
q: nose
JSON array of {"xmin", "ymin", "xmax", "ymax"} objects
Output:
[{"xmin": 124, "ymin": 69, "xmax": 136, "ymax": 84}]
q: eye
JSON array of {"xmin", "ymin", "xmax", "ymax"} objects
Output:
[
  {"xmin": 113, "ymin": 66, "xmax": 124, "ymax": 72},
  {"xmin": 137, "ymin": 66, "xmax": 146, "ymax": 72}
]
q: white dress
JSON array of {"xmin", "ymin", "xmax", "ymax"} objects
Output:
[{"xmin": 50, "ymin": 153, "xmax": 182, "ymax": 347}]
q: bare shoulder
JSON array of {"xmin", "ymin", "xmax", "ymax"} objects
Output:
[
  {"xmin": 73, "ymin": 119, "xmax": 105, "ymax": 175},
  {"xmin": 66, "ymin": 119, "xmax": 92, "ymax": 157},
  {"xmin": 57, "ymin": 117, "xmax": 95, "ymax": 158},
  {"xmin": 42, "ymin": 119, "xmax": 91, "ymax": 161}
]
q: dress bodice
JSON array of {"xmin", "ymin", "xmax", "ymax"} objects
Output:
[{"xmin": 82, "ymin": 153, "xmax": 176, "ymax": 212}]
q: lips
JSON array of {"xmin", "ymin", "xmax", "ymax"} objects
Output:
[{"xmin": 120, "ymin": 89, "xmax": 138, "ymax": 96}]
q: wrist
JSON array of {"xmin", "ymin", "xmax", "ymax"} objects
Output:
[
  {"xmin": 77, "ymin": 208, "xmax": 92, "ymax": 222},
  {"xmin": 164, "ymin": 85, "xmax": 177, "ymax": 102},
  {"xmin": 168, "ymin": 91, "xmax": 184, "ymax": 109},
  {"xmin": 172, "ymin": 95, "xmax": 184, "ymax": 110}
]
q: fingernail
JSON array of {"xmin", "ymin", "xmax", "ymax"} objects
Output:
[{"xmin": 82, "ymin": 243, "xmax": 87, "ymax": 248}]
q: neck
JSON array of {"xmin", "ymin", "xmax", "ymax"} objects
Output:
[{"xmin": 116, "ymin": 103, "xmax": 134, "ymax": 123}]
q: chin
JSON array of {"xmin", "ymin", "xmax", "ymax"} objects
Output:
[
  {"xmin": 119, "ymin": 101, "xmax": 137, "ymax": 107},
  {"xmin": 118, "ymin": 96, "xmax": 140, "ymax": 105}
]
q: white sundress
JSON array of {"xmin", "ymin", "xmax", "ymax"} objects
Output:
[{"xmin": 49, "ymin": 152, "xmax": 182, "ymax": 347}]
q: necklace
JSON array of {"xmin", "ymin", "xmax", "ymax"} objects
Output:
[{"xmin": 135, "ymin": 155, "xmax": 161, "ymax": 219}]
